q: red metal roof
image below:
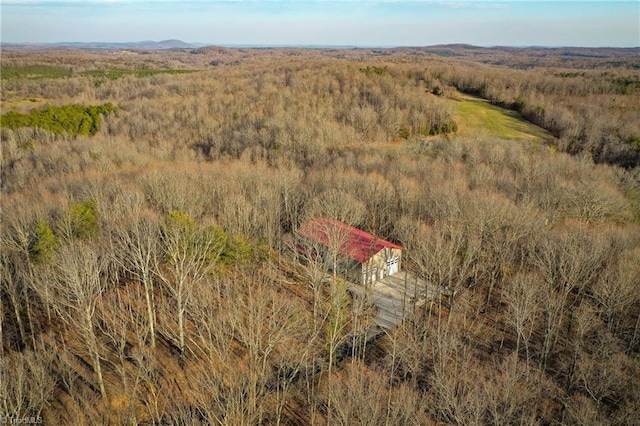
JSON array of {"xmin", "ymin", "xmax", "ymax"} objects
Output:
[{"xmin": 297, "ymin": 218, "xmax": 402, "ymax": 264}]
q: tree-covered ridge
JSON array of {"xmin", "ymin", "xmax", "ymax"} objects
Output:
[{"xmin": 0, "ymin": 103, "xmax": 118, "ymax": 136}]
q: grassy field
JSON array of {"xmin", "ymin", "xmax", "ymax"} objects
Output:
[{"xmin": 454, "ymin": 93, "xmax": 553, "ymax": 142}]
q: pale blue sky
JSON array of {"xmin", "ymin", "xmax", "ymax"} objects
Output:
[{"xmin": 1, "ymin": 1, "xmax": 638, "ymax": 47}]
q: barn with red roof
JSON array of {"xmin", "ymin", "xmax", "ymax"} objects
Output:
[{"xmin": 297, "ymin": 218, "xmax": 402, "ymax": 285}]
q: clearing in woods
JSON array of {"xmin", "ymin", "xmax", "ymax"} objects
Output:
[{"xmin": 454, "ymin": 93, "xmax": 554, "ymax": 142}]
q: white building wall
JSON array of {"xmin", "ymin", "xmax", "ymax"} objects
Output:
[{"xmin": 361, "ymin": 248, "xmax": 402, "ymax": 285}]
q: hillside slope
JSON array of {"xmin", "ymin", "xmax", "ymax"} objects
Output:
[{"xmin": 1, "ymin": 49, "xmax": 639, "ymax": 425}]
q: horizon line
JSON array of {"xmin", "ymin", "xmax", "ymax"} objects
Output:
[{"xmin": 2, "ymin": 41, "xmax": 639, "ymax": 49}]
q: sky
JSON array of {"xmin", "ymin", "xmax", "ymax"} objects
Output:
[{"xmin": 1, "ymin": 1, "xmax": 638, "ymax": 47}]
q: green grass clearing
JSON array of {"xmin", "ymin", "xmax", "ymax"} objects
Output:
[{"xmin": 454, "ymin": 93, "xmax": 553, "ymax": 142}]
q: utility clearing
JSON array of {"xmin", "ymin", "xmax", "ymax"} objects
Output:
[{"xmin": 454, "ymin": 93, "xmax": 553, "ymax": 142}]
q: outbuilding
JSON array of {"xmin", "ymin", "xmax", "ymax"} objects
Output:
[{"xmin": 296, "ymin": 218, "xmax": 402, "ymax": 286}]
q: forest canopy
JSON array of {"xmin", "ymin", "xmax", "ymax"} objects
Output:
[{"xmin": 1, "ymin": 46, "xmax": 639, "ymax": 425}]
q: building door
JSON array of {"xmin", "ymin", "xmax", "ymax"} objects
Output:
[{"xmin": 386, "ymin": 258, "xmax": 399, "ymax": 275}]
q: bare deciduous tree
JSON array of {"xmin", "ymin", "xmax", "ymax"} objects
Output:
[
  {"xmin": 591, "ymin": 253, "xmax": 640, "ymax": 335},
  {"xmin": 1, "ymin": 252, "xmax": 29, "ymax": 349},
  {"xmin": 402, "ymin": 217, "xmax": 479, "ymax": 315},
  {"xmin": 157, "ymin": 211, "xmax": 225, "ymax": 356},
  {"xmin": 51, "ymin": 241, "xmax": 108, "ymax": 398},
  {"xmin": 504, "ymin": 273, "xmax": 541, "ymax": 361},
  {"xmin": 429, "ymin": 333, "xmax": 483, "ymax": 425},
  {"xmin": 110, "ymin": 209, "xmax": 161, "ymax": 348},
  {"xmin": 97, "ymin": 285, "xmax": 150, "ymax": 424},
  {"xmin": 227, "ymin": 277, "xmax": 310, "ymax": 424},
  {"xmin": 0, "ymin": 350, "xmax": 55, "ymax": 419},
  {"xmin": 482, "ymin": 355, "xmax": 549, "ymax": 425},
  {"xmin": 329, "ymin": 361, "xmax": 386, "ymax": 425},
  {"xmin": 1, "ymin": 212, "xmax": 44, "ymax": 349},
  {"xmin": 531, "ymin": 229, "xmax": 610, "ymax": 369}
]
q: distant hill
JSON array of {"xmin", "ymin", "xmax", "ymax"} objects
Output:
[
  {"xmin": 2, "ymin": 39, "xmax": 195, "ymax": 50},
  {"xmin": 388, "ymin": 45, "xmax": 640, "ymax": 59},
  {"xmin": 55, "ymin": 39, "xmax": 195, "ymax": 49},
  {"xmin": 190, "ymin": 45, "xmax": 236, "ymax": 55}
]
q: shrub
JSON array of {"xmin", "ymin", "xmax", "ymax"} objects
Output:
[
  {"xmin": 221, "ymin": 234, "xmax": 254, "ymax": 267},
  {"xmin": 163, "ymin": 211, "xmax": 227, "ymax": 263},
  {"xmin": 29, "ymin": 219, "xmax": 58, "ymax": 262},
  {"xmin": 429, "ymin": 120, "xmax": 458, "ymax": 136},
  {"xmin": 359, "ymin": 66, "xmax": 388, "ymax": 76},
  {"xmin": 67, "ymin": 199, "xmax": 99, "ymax": 239},
  {"xmin": 513, "ymin": 97, "xmax": 527, "ymax": 113}
]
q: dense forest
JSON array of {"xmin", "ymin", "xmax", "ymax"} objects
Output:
[{"xmin": 1, "ymin": 45, "xmax": 639, "ymax": 425}]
